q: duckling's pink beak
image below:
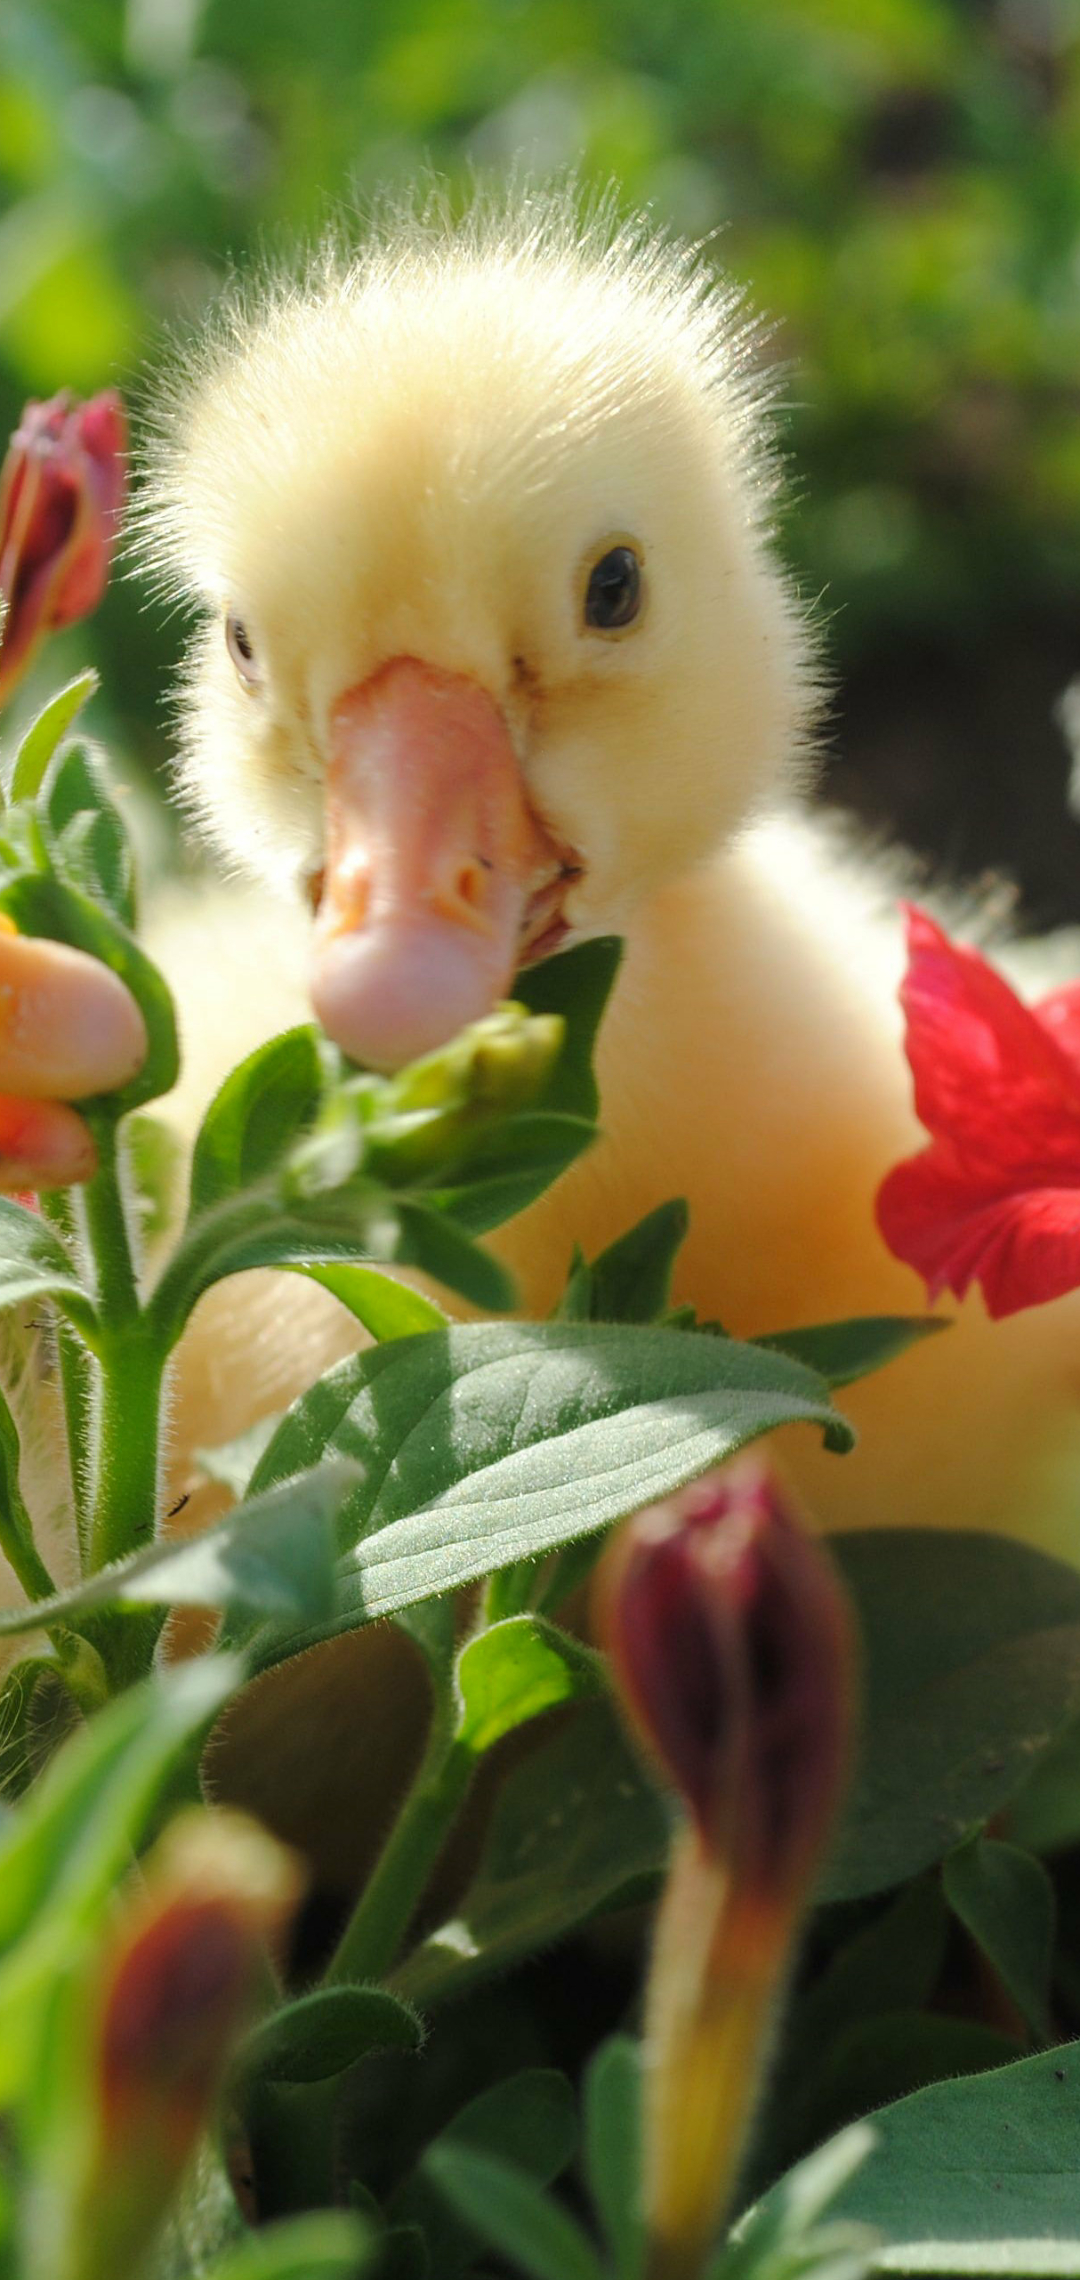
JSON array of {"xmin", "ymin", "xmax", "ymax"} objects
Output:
[{"xmin": 312, "ymin": 656, "xmax": 551, "ymax": 1071}]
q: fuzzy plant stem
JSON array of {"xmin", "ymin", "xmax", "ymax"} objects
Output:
[
  {"xmin": 82, "ymin": 1121, "xmax": 166, "ymax": 1579},
  {"xmin": 325, "ymin": 1704, "xmax": 475, "ymax": 1986},
  {"xmin": 39, "ymin": 1188, "xmax": 92, "ymax": 1550}
]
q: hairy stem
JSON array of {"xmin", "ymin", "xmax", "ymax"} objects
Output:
[
  {"xmin": 39, "ymin": 1188, "xmax": 91, "ymax": 1552},
  {"xmin": 325, "ymin": 1706, "xmax": 475, "ymax": 1986}
]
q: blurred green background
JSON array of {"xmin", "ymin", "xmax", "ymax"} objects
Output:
[{"xmin": 3, "ymin": 0, "xmax": 1080, "ymax": 916}]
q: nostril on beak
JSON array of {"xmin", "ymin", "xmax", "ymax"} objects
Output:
[{"xmin": 430, "ymin": 853, "xmax": 494, "ymax": 932}]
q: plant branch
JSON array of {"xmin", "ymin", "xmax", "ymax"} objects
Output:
[{"xmin": 324, "ymin": 1700, "xmax": 475, "ymax": 1986}]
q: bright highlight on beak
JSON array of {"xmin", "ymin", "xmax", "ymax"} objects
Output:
[{"xmin": 311, "ymin": 655, "xmax": 558, "ymax": 1071}]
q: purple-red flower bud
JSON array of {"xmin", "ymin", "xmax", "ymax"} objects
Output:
[
  {"xmin": 596, "ymin": 1463, "xmax": 856, "ymax": 2277},
  {"xmin": 598, "ymin": 1458, "xmax": 853, "ymax": 1914},
  {"xmin": 0, "ymin": 390, "xmax": 126, "ymax": 704}
]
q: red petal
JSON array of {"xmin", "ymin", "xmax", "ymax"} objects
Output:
[
  {"xmin": 899, "ymin": 906, "xmax": 1080, "ymax": 1180},
  {"xmin": 878, "ymin": 1142, "xmax": 1080, "ymax": 1316}
]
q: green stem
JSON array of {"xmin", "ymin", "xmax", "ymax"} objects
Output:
[
  {"xmin": 87, "ymin": 1330, "xmax": 165, "ymax": 1573},
  {"xmin": 0, "ymin": 1482, "xmax": 57, "ymax": 1605},
  {"xmin": 82, "ymin": 1118, "xmax": 140, "ymax": 1331},
  {"xmin": 38, "ymin": 1189, "xmax": 91, "ymax": 1552},
  {"xmin": 325, "ymin": 1712, "xmax": 475, "ymax": 1986}
]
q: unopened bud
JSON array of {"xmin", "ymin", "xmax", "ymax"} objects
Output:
[
  {"xmin": 596, "ymin": 1460, "xmax": 855, "ymax": 2280},
  {"xmin": 0, "ymin": 391, "xmax": 125, "ymax": 705},
  {"xmin": 292, "ymin": 1002, "xmax": 565, "ymax": 1195},
  {"xmin": 66, "ymin": 1811, "xmax": 301, "ymax": 2280}
]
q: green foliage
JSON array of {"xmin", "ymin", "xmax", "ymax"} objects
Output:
[
  {"xmin": 775, "ymin": 2048, "xmax": 1080, "ymax": 2273},
  {"xmin": 821, "ymin": 1531, "xmax": 1080, "ymax": 1901}
]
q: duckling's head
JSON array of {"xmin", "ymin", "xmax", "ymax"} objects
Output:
[{"xmin": 139, "ymin": 188, "xmax": 819, "ymax": 1068}]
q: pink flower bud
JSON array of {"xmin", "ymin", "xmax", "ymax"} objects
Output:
[
  {"xmin": 596, "ymin": 1461, "xmax": 855, "ymax": 2279},
  {"xmin": 0, "ymin": 390, "xmax": 126, "ymax": 705}
]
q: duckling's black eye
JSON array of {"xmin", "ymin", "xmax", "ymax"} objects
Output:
[
  {"xmin": 584, "ymin": 545, "xmax": 643, "ymax": 633},
  {"xmin": 226, "ymin": 614, "xmax": 259, "ymax": 685}
]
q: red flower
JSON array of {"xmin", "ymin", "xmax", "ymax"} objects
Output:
[
  {"xmin": 877, "ymin": 903, "xmax": 1080, "ymax": 1318},
  {"xmin": 0, "ymin": 389, "xmax": 126, "ymax": 704}
]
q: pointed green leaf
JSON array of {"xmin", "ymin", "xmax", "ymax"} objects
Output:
[
  {"xmin": 0, "ymin": 1464, "xmax": 357, "ymax": 1639},
  {"xmin": 396, "ymin": 2072, "xmax": 575, "ymax": 2280},
  {"xmin": 391, "ymin": 1199, "xmax": 516, "ymax": 1307},
  {"xmin": 425, "ymin": 2144, "xmax": 606, "ymax": 2280},
  {"xmin": 9, "ymin": 670, "xmax": 98, "ymax": 801},
  {"xmin": 584, "ymin": 2038, "xmax": 644, "ymax": 2279},
  {"xmin": 421, "ymin": 1111, "xmax": 597, "ymax": 1234},
  {"xmin": 944, "ymin": 1836, "xmax": 1056, "ymax": 2040},
  {"xmin": 196, "ymin": 1416, "xmax": 281, "ymax": 1499},
  {"xmin": 203, "ymin": 2212, "xmax": 375, "ymax": 2280},
  {"xmin": 584, "ymin": 1200, "xmax": 689, "ymax": 1324},
  {"xmin": 238, "ymin": 1985, "xmax": 422, "ymax": 2086},
  {"xmin": 189, "ymin": 1029, "xmax": 323, "ymax": 1215},
  {"xmin": 0, "ymin": 1198, "xmax": 97, "ymax": 1341},
  {"xmin": 455, "ymin": 1615, "xmax": 603, "ymax": 1755},
  {"xmin": 294, "ymin": 1263, "xmax": 447, "ymax": 1339},
  {"xmin": 241, "ymin": 1323, "xmax": 851, "ymax": 1665},
  {"xmin": 512, "ymin": 936, "xmax": 622, "ymax": 1121},
  {"xmin": 754, "ymin": 1316, "xmax": 948, "ymax": 1389}
]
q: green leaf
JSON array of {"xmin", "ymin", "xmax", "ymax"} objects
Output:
[
  {"xmin": 0, "ymin": 1198, "xmax": 97, "ymax": 1341},
  {"xmin": 431, "ymin": 2069, "xmax": 577, "ymax": 2182},
  {"xmin": 126, "ymin": 1111, "xmax": 184, "ymax": 1245},
  {"xmin": 0, "ymin": 871, "xmax": 178, "ymax": 1113},
  {"xmin": 582, "ymin": 1199, "xmax": 688, "ymax": 1324},
  {"xmin": 9, "ymin": 670, "xmax": 98, "ymax": 801},
  {"xmin": 403, "ymin": 2071, "xmax": 578, "ymax": 2278},
  {"xmin": 944, "ymin": 1836, "xmax": 1056, "ymax": 2040},
  {"xmin": 241, "ymin": 1322, "xmax": 850, "ymax": 1665},
  {"xmin": 754, "ymin": 1315, "xmax": 948, "ymax": 1389},
  {"xmin": 1006, "ymin": 1712, "xmax": 1080, "ymax": 1857},
  {"xmin": 391, "ymin": 1199, "xmax": 516, "ymax": 1308},
  {"xmin": 823, "ymin": 1532, "xmax": 1080, "ymax": 1902},
  {"xmin": 238, "ymin": 1986, "xmax": 422, "ymax": 2086},
  {"xmin": 203, "ymin": 2212, "xmax": 375, "ymax": 2280},
  {"xmin": 766, "ymin": 2014, "xmax": 1019, "ymax": 2178},
  {"xmin": 56, "ymin": 804, "xmax": 136, "ymax": 926},
  {"xmin": 584, "ymin": 2037, "xmax": 643, "ymax": 2279},
  {"xmin": 424, "ymin": 2144, "xmax": 606, "ymax": 2280},
  {"xmin": 42, "ymin": 741, "xmax": 135, "ymax": 925},
  {"xmin": 294, "ymin": 1263, "xmax": 447, "ymax": 1339},
  {"xmin": 420, "ymin": 1110, "xmax": 597, "ymax": 1235},
  {"xmin": 0, "ymin": 1466, "xmax": 356, "ymax": 1638},
  {"xmin": 189, "ymin": 1029, "xmax": 324, "ymax": 1216},
  {"xmin": 196, "ymin": 1416, "xmax": 281, "ymax": 1499},
  {"xmin": 512, "ymin": 937, "xmax": 622, "ymax": 1121},
  {"xmin": 728, "ymin": 2126, "xmax": 879, "ymax": 2280},
  {"xmin": 393, "ymin": 1700, "xmax": 669, "ymax": 2006},
  {"xmin": 787, "ymin": 2047, "xmax": 1080, "ymax": 2272},
  {"xmin": 154, "ymin": 1188, "xmax": 510, "ymax": 1343},
  {"xmin": 455, "ymin": 1615, "xmax": 603, "ymax": 1755}
]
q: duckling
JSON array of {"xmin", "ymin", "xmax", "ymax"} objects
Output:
[
  {"xmin": 2, "ymin": 190, "xmax": 1080, "ymax": 1875},
  {"xmin": 136, "ymin": 188, "xmax": 1080, "ymax": 1559}
]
